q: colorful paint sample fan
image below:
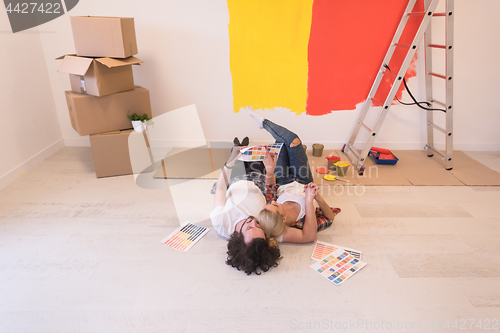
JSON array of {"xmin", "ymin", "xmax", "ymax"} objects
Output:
[
  {"xmin": 161, "ymin": 222, "xmax": 209, "ymax": 252},
  {"xmin": 311, "ymin": 241, "xmax": 362, "ymax": 261},
  {"xmin": 310, "ymin": 248, "xmax": 367, "ymax": 285},
  {"xmin": 238, "ymin": 143, "xmax": 283, "ymax": 162}
]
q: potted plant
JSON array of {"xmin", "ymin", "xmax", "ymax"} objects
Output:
[{"xmin": 127, "ymin": 113, "xmax": 151, "ymax": 132}]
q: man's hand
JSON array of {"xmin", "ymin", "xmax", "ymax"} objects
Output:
[
  {"xmin": 227, "ymin": 146, "xmax": 244, "ymax": 167},
  {"xmin": 263, "ymin": 148, "xmax": 277, "ymax": 173}
]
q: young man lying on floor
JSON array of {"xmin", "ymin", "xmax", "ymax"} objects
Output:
[{"xmin": 210, "ymin": 110, "xmax": 340, "ymax": 275}]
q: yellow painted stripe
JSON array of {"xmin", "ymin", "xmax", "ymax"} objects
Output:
[{"xmin": 227, "ymin": 0, "xmax": 313, "ymax": 115}]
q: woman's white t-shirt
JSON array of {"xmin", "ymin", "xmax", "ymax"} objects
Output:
[
  {"xmin": 209, "ymin": 180, "xmax": 267, "ymax": 239},
  {"xmin": 276, "ymin": 181, "xmax": 307, "ymax": 220},
  {"xmin": 275, "ymin": 181, "xmax": 316, "ymax": 243}
]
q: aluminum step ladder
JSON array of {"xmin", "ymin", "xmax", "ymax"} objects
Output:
[
  {"xmin": 342, "ymin": 0, "xmax": 454, "ymax": 175},
  {"xmin": 424, "ymin": 0, "xmax": 454, "ymax": 169}
]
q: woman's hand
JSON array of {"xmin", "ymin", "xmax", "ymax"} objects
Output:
[
  {"xmin": 304, "ymin": 182, "xmax": 319, "ymax": 199},
  {"xmin": 263, "ymin": 148, "xmax": 277, "ymax": 173},
  {"xmin": 304, "ymin": 183, "xmax": 317, "ymax": 202}
]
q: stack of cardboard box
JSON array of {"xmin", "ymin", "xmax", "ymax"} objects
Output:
[{"xmin": 58, "ymin": 16, "xmax": 152, "ymax": 178}]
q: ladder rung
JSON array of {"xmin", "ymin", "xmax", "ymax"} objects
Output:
[
  {"xmin": 359, "ymin": 121, "xmax": 372, "ymax": 132},
  {"xmin": 394, "ymin": 43, "xmax": 411, "ymax": 48},
  {"xmin": 407, "ymin": 11, "xmax": 427, "ymax": 16},
  {"xmin": 425, "ymin": 145, "xmax": 445, "ymax": 157},
  {"xmin": 428, "ymin": 122, "xmax": 446, "ymax": 134},
  {"xmin": 428, "ymin": 72, "xmax": 446, "ymax": 79},
  {"xmin": 433, "ymin": 12, "xmax": 447, "ymax": 17},
  {"xmin": 382, "ymin": 70, "xmax": 397, "ymax": 78},
  {"xmin": 428, "ymin": 44, "xmax": 446, "ymax": 49},
  {"xmin": 371, "ymin": 98, "xmax": 384, "ymax": 107},
  {"xmin": 429, "ymin": 99, "xmax": 446, "ymax": 107},
  {"xmin": 345, "ymin": 143, "xmax": 360, "ymax": 159},
  {"xmin": 348, "ymin": 145, "xmax": 361, "ymax": 160}
]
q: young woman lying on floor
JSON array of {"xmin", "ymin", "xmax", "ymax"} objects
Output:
[
  {"xmin": 210, "ymin": 110, "xmax": 340, "ymax": 274},
  {"xmin": 245, "ymin": 107, "xmax": 341, "ymax": 243},
  {"xmin": 209, "ymin": 140, "xmax": 281, "ymax": 275}
]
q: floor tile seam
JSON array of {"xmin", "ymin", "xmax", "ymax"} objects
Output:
[
  {"xmin": 88, "ymin": 255, "xmax": 107, "ymax": 282},
  {"xmin": 452, "ymin": 234, "xmax": 491, "ymax": 254},
  {"xmin": 447, "ymin": 277, "xmax": 485, "ymax": 309},
  {"xmin": 0, "ymin": 312, "xmax": 10, "ymax": 327}
]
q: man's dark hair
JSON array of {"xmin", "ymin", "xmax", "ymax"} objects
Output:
[{"xmin": 226, "ymin": 232, "xmax": 281, "ymax": 275}]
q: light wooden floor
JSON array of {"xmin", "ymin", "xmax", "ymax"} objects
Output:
[{"xmin": 0, "ymin": 148, "xmax": 499, "ymax": 332}]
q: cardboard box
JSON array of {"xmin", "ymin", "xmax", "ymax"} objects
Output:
[
  {"xmin": 65, "ymin": 86, "xmax": 152, "ymax": 136},
  {"xmin": 70, "ymin": 16, "xmax": 138, "ymax": 58},
  {"xmin": 89, "ymin": 129, "xmax": 134, "ymax": 178},
  {"xmin": 57, "ymin": 54, "xmax": 143, "ymax": 97}
]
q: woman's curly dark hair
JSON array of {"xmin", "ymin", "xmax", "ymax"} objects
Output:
[{"xmin": 226, "ymin": 231, "xmax": 281, "ymax": 275}]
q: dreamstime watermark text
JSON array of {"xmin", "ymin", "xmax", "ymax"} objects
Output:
[
  {"xmin": 4, "ymin": 0, "xmax": 79, "ymax": 33},
  {"xmin": 289, "ymin": 318, "xmax": 499, "ymax": 331},
  {"xmin": 290, "ymin": 318, "xmax": 423, "ymax": 331}
]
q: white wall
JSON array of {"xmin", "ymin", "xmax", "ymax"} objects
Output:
[
  {"xmin": 39, "ymin": 0, "xmax": 500, "ymax": 151},
  {"xmin": 451, "ymin": 0, "xmax": 500, "ymax": 150},
  {"xmin": 3, "ymin": 0, "xmax": 499, "ymax": 181},
  {"xmin": 0, "ymin": 12, "xmax": 64, "ymax": 190}
]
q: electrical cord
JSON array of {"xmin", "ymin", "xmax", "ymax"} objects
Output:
[{"xmin": 383, "ymin": 64, "xmax": 446, "ymax": 113}]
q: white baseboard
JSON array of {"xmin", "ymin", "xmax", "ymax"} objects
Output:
[
  {"xmin": 63, "ymin": 137, "xmax": 205, "ymax": 148},
  {"xmin": 62, "ymin": 136, "xmax": 500, "ymax": 152},
  {"xmin": 0, "ymin": 139, "xmax": 65, "ymax": 191},
  {"xmin": 250, "ymin": 141, "xmax": 429, "ymax": 151},
  {"xmin": 453, "ymin": 142, "xmax": 500, "ymax": 151},
  {"xmin": 63, "ymin": 136, "xmax": 90, "ymax": 147},
  {"xmin": 243, "ymin": 141, "xmax": 500, "ymax": 152},
  {"xmin": 149, "ymin": 139, "xmax": 208, "ymax": 148}
]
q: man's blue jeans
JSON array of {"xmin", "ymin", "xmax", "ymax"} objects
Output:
[{"xmin": 263, "ymin": 119, "xmax": 313, "ymax": 187}]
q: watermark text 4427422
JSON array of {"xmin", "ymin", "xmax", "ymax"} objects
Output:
[{"xmin": 4, "ymin": 0, "xmax": 79, "ymax": 33}]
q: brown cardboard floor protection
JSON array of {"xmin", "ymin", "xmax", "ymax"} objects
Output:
[
  {"xmin": 153, "ymin": 147, "xmax": 231, "ymax": 179},
  {"xmin": 449, "ymin": 151, "xmax": 500, "ymax": 186},
  {"xmin": 311, "ymin": 150, "xmax": 500, "ymax": 186},
  {"xmin": 154, "ymin": 147, "xmax": 500, "ymax": 186}
]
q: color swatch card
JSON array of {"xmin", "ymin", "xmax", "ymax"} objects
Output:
[
  {"xmin": 310, "ymin": 248, "xmax": 367, "ymax": 285},
  {"xmin": 161, "ymin": 222, "xmax": 209, "ymax": 252},
  {"xmin": 311, "ymin": 241, "xmax": 362, "ymax": 261},
  {"xmin": 238, "ymin": 143, "xmax": 283, "ymax": 162}
]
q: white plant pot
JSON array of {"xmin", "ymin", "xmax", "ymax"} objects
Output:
[{"xmin": 132, "ymin": 121, "xmax": 146, "ymax": 132}]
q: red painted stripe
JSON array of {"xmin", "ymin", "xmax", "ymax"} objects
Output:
[{"xmin": 306, "ymin": 0, "xmax": 424, "ymax": 115}]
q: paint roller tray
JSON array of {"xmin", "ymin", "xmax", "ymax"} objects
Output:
[{"xmin": 369, "ymin": 148, "xmax": 399, "ymax": 165}]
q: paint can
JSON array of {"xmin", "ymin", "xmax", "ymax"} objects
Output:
[
  {"xmin": 312, "ymin": 143, "xmax": 324, "ymax": 157},
  {"xmin": 326, "ymin": 155, "xmax": 341, "ymax": 171},
  {"xmin": 334, "ymin": 161, "xmax": 350, "ymax": 177}
]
